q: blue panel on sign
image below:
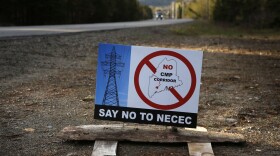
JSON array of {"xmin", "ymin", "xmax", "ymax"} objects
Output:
[{"xmin": 95, "ymin": 43, "xmax": 131, "ymax": 107}]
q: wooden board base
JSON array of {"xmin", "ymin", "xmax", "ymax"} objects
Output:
[{"xmin": 58, "ymin": 124, "xmax": 245, "ymax": 143}]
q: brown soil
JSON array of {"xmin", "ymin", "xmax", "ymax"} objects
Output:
[{"xmin": 0, "ymin": 23, "xmax": 279, "ymax": 156}]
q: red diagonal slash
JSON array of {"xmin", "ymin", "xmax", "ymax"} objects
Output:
[
  {"xmin": 145, "ymin": 60, "xmax": 157, "ymax": 74},
  {"xmin": 169, "ymin": 87, "xmax": 183, "ymax": 101}
]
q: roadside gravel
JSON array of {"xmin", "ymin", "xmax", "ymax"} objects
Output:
[{"xmin": 0, "ymin": 23, "xmax": 279, "ymax": 156}]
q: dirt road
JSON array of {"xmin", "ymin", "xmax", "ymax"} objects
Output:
[{"xmin": 0, "ymin": 23, "xmax": 279, "ymax": 156}]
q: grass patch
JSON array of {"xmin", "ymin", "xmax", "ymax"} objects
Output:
[{"xmin": 171, "ymin": 21, "xmax": 280, "ymax": 39}]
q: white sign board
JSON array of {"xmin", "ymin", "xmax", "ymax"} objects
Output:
[{"xmin": 94, "ymin": 43, "xmax": 203, "ymax": 128}]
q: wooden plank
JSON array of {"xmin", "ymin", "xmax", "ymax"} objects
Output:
[
  {"xmin": 187, "ymin": 127, "xmax": 214, "ymax": 156},
  {"xmin": 58, "ymin": 124, "xmax": 245, "ymax": 143},
  {"xmin": 92, "ymin": 140, "xmax": 118, "ymax": 156}
]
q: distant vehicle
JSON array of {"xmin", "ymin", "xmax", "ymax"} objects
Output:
[{"xmin": 155, "ymin": 12, "xmax": 164, "ymax": 20}]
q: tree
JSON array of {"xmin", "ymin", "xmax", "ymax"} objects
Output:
[
  {"xmin": 0, "ymin": 0, "xmax": 153, "ymax": 26},
  {"xmin": 213, "ymin": 0, "xmax": 280, "ymax": 28}
]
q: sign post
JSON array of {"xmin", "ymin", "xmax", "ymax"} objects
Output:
[{"xmin": 94, "ymin": 43, "xmax": 203, "ymax": 128}]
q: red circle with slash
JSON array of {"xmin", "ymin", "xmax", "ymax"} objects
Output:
[{"xmin": 134, "ymin": 50, "xmax": 197, "ymax": 110}]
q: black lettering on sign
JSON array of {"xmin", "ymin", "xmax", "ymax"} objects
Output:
[{"xmin": 160, "ymin": 72, "xmax": 173, "ymax": 77}]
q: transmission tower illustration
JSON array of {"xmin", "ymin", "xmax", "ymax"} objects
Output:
[{"xmin": 101, "ymin": 47, "xmax": 124, "ymax": 106}]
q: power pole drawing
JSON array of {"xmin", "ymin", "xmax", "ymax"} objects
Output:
[{"xmin": 101, "ymin": 47, "xmax": 124, "ymax": 106}]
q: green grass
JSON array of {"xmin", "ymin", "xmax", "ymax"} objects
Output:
[{"xmin": 171, "ymin": 21, "xmax": 280, "ymax": 39}]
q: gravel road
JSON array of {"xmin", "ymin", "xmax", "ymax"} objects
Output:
[{"xmin": 0, "ymin": 23, "xmax": 279, "ymax": 156}]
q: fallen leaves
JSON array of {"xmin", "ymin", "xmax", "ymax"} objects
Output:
[
  {"xmin": 82, "ymin": 95, "xmax": 94, "ymax": 102},
  {"xmin": 23, "ymin": 128, "xmax": 35, "ymax": 133}
]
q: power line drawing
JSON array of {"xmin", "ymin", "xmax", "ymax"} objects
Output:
[{"xmin": 101, "ymin": 46, "xmax": 125, "ymax": 106}]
